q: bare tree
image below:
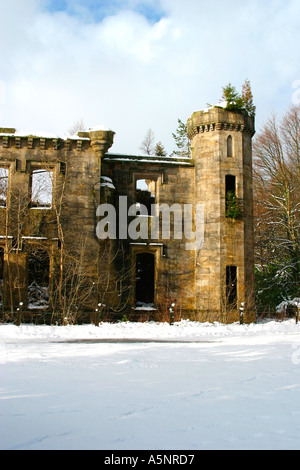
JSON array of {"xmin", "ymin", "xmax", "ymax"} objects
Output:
[
  {"xmin": 253, "ymin": 104, "xmax": 300, "ymax": 308},
  {"xmin": 140, "ymin": 129, "xmax": 155, "ymax": 155},
  {"xmin": 68, "ymin": 119, "xmax": 87, "ymax": 136},
  {"xmin": 48, "ymin": 160, "xmax": 134, "ymax": 324},
  {"xmin": 0, "ymin": 155, "xmax": 134, "ymax": 323},
  {"xmin": 0, "ymin": 179, "xmax": 31, "ymax": 316}
]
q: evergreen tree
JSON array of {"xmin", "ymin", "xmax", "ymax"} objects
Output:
[
  {"xmin": 172, "ymin": 119, "xmax": 189, "ymax": 157},
  {"xmin": 220, "ymin": 80, "xmax": 256, "ymax": 116},
  {"xmin": 242, "ymin": 78, "xmax": 256, "ymax": 117},
  {"xmin": 155, "ymin": 141, "xmax": 167, "ymax": 157},
  {"xmin": 226, "ymin": 191, "xmax": 241, "ymax": 219},
  {"xmin": 222, "ymin": 83, "xmax": 244, "ymax": 111}
]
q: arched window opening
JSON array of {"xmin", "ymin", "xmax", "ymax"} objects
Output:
[
  {"xmin": 31, "ymin": 169, "xmax": 53, "ymax": 208},
  {"xmin": 0, "ymin": 168, "xmax": 8, "ymax": 207},
  {"xmin": 227, "ymin": 135, "xmax": 233, "ymax": 158}
]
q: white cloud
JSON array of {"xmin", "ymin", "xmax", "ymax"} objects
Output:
[{"xmin": 1, "ymin": 0, "xmax": 300, "ymax": 153}]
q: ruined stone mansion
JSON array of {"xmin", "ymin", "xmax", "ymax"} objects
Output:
[{"xmin": 0, "ymin": 106, "xmax": 255, "ymax": 323}]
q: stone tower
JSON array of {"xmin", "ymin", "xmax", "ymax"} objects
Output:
[{"xmin": 187, "ymin": 107, "xmax": 255, "ymax": 323}]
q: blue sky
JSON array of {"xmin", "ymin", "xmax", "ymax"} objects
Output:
[
  {"xmin": 44, "ymin": 0, "xmax": 165, "ymax": 23},
  {"xmin": 1, "ymin": 0, "xmax": 300, "ymax": 154}
]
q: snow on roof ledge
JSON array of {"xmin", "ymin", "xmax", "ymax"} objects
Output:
[
  {"xmin": 0, "ymin": 129, "xmax": 60, "ymax": 138},
  {"xmin": 89, "ymin": 125, "xmax": 113, "ymax": 132},
  {"xmin": 0, "ymin": 128, "xmax": 91, "ymax": 140},
  {"xmin": 202, "ymin": 101, "xmax": 228, "ymax": 113},
  {"xmin": 0, "ymin": 126, "xmax": 114, "ymax": 139}
]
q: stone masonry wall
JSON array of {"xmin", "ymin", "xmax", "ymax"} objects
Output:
[{"xmin": 0, "ymin": 107, "xmax": 255, "ymax": 323}]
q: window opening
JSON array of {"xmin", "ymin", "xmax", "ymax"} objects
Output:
[
  {"xmin": 225, "ymin": 174, "xmax": 238, "ymax": 218},
  {"xmin": 28, "ymin": 248, "xmax": 50, "ymax": 309},
  {"xmin": 0, "ymin": 168, "xmax": 8, "ymax": 207},
  {"xmin": 136, "ymin": 179, "xmax": 156, "ymax": 216},
  {"xmin": 135, "ymin": 252, "xmax": 155, "ymax": 308},
  {"xmin": 226, "ymin": 174, "xmax": 236, "ymax": 194},
  {"xmin": 31, "ymin": 169, "xmax": 53, "ymax": 208},
  {"xmin": 227, "ymin": 135, "xmax": 233, "ymax": 158},
  {"xmin": 226, "ymin": 265, "xmax": 237, "ymax": 309}
]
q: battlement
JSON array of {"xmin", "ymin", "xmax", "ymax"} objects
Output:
[
  {"xmin": 0, "ymin": 131, "xmax": 90, "ymax": 151},
  {"xmin": 187, "ymin": 106, "xmax": 255, "ymax": 140},
  {"xmin": 0, "ymin": 127, "xmax": 115, "ymax": 154}
]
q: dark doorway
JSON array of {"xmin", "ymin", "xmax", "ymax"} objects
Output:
[
  {"xmin": 226, "ymin": 265, "xmax": 237, "ymax": 309},
  {"xmin": 135, "ymin": 252, "xmax": 155, "ymax": 307}
]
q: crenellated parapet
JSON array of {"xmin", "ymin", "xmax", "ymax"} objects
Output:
[
  {"xmin": 187, "ymin": 107, "xmax": 255, "ymax": 140},
  {"xmin": 0, "ymin": 127, "xmax": 116, "ymax": 159},
  {"xmin": 0, "ymin": 129, "xmax": 91, "ymax": 152}
]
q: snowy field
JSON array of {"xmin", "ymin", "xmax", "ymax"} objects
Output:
[{"xmin": 1, "ymin": 319, "xmax": 300, "ymax": 450}]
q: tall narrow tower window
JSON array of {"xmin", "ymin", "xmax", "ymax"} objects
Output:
[
  {"xmin": 227, "ymin": 135, "xmax": 233, "ymax": 158},
  {"xmin": 225, "ymin": 174, "xmax": 236, "ymax": 195},
  {"xmin": 225, "ymin": 174, "xmax": 239, "ymax": 218}
]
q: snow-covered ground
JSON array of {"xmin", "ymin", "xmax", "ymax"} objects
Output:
[{"xmin": 1, "ymin": 319, "xmax": 300, "ymax": 450}]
